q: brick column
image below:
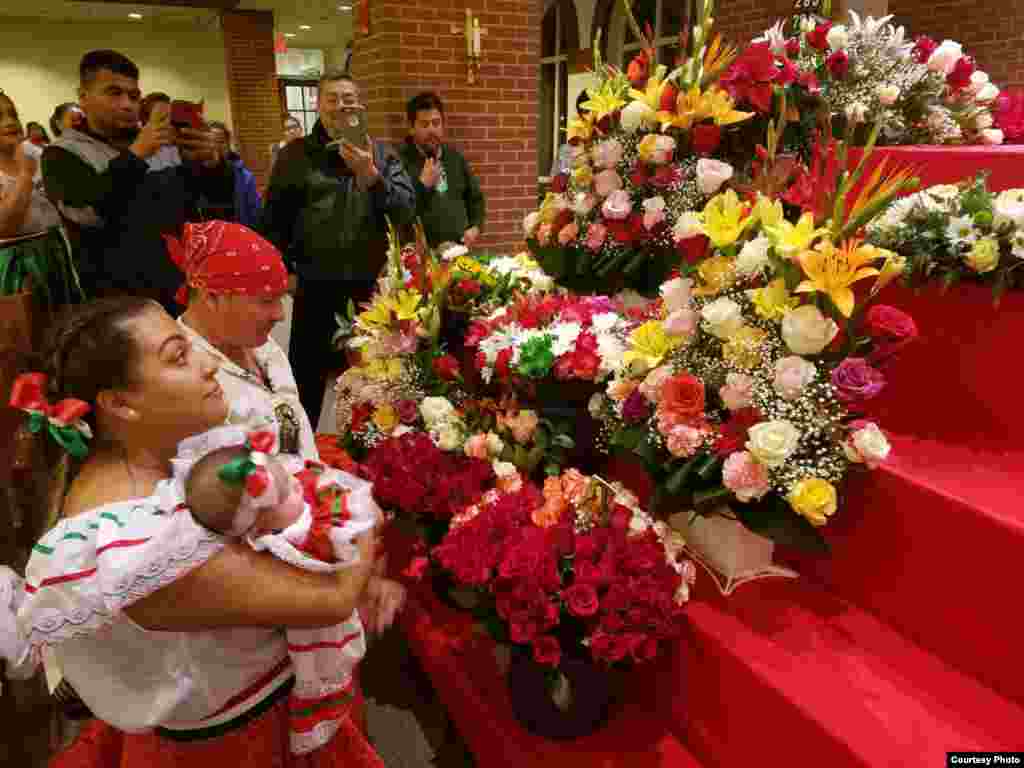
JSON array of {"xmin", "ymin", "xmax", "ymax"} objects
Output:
[
  {"xmin": 351, "ymin": 0, "xmax": 541, "ymax": 252},
  {"xmin": 221, "ymin": 10, "xmax": 280, "ymax": 191}
]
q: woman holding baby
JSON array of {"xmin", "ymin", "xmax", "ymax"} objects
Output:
[{"xmin": 0, "ymin": 224, "xmax": 402, "ymax": 766}]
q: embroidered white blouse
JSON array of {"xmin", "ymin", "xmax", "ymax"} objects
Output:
[
  {"xmin": 178, "ymin": 318, "xmax": 318, "ymax": 471},
  {"xmin": 15, "ymin": 481, "xmax": 291, "ymax": 733}
]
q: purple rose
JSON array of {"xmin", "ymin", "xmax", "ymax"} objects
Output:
[
  {"xmin": 622, "ymin": 389, "xmax": 651, "ymax": 423},
  {"xmin": 831, "ymin": 358, "xmax": 886, "ymax": 404}
]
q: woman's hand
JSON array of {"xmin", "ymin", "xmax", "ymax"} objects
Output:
[{"xmin": 360, "ymin": 576, "xmax": 406, "ymax": 634}]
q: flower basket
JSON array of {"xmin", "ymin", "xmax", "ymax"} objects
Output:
[
  {"xmin": 506, "ymin": 644, "xmax": 621, "ymax": 740},
  {"xmin": 673, "ymin": 506, "xmax": 798, "ymax": 596}
]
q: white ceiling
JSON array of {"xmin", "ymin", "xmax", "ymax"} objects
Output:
[{"xmin": 0, "ymin": 0, "xmax": 352, "ymax": 50}]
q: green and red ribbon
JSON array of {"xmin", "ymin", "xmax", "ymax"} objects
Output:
[
  {"xmin": 217, "ymin": 430, "xmax": 277, "ymax": 498},
  {"xmin": 9, "ymin": 373, "xmax": 93, "ymax": 460}
]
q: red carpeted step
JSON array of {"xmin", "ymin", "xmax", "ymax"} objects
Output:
[
  {"xmin": 399, "ymin": 586, "xmax": 703, "ymax": 768},
  {"xmin": 673, "ymin": 579, "xmax": 1024, "ymax": 768},
  {"xmin": 864, "ymin": 283, "xmax": 1024, "ymax": 451},
  {"xmin": 778, "ymin": 435, "xmax": 1024, "ymax": 707}
]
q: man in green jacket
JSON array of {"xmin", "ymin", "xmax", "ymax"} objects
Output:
[
  {"xmin": 260, "ymin": 70, "xmax": 415, "ymax": 425},
  {"xmin": 398, "ymin": 92, "xmax": 486, "ymax": 248}
]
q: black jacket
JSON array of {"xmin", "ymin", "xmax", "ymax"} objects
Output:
[
  {"xmin": 398, "ymin": 140, "xmax": 485, "ymax": 247},
  {"xmin": 259, "ymin": 121, "xmax": 416, "ymax": 282}
]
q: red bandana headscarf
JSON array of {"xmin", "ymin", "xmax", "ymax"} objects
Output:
[{"xmin": 165, "ymin": 221, "xmax": 290, "ymax": 307}]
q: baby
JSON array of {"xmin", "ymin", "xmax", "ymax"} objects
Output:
[{"xmin": 175, "ymin": 426, "xmax": 381, "ymax": 758}]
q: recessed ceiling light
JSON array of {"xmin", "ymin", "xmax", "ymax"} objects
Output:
[
  {"xmin": 284, "ymin": 32, "xmax": 297, "ymax": 38},
  {"xmin": 338, "ymin": 5, "xmax": 352, "ymax": 10},
  {"xmin": 299, "ymin": 24, "xmax": 311, "ymax": 30},
  {"xmin": 128, "ymin": 12, "xmax": 143, "ymax": 18}
]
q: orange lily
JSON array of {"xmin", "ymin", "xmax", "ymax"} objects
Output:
[{"xmin": 795, "ymin": 239, "xmax": 881, "ymax": 317}]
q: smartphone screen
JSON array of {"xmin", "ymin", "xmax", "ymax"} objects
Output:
[
  {"xmin": 338, "ymin": 109, "xmax": 369, "ymax": 149},
  {"xmin": 170, "ymin": 100, "xmax": 204, "ymax": 130}
]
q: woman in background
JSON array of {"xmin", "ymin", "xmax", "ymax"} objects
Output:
[
  {"xmin": 0, "ymin": 91, "xmax": 61, "ymax": 237},
  {"xmin": 49, "ymin": 102, "xmax": 83, "ymax": 139}
]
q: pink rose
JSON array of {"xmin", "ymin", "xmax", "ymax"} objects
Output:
[
  {"xmin": 558, "ymin": 221, "xmax": 580, "ymax": 246},
  {"xmin": 663, "ymin": 308, "xmax": 698, "ymax": 337},
  {"xmin": 602, "ymin": 189, "xmax": 632, "ymax": 220},
  {"xmin": 464, "ymin": 433, "xmax": 490, "ymax": 460},
  {"xmin": 536, "ymin": 222, "xmax": 553, "ymax": 245},
  {"xmin": 719, "ymin": 373, "xmax": 755, "ymax": 411},
  {"xmin": 639, "ymin": 365, "xmax": 673, "ymax": 403},
  {"xmin": 773, "ymin": 356, "xmax": 816, "ymax": 401},
  {"xmin": 667, "ymin": 424, "xmax": 704, "ymax": 458},
  {"xmin": 592, "ymin": 138, "xmax": 625, "ymax": 170},
  {"xmin": 722, "ymin": 451, "xmax": 771, "ymax": 502},
  {"xmin": 585, "ymin": 222, "xmax": 607, "ymax": 251},
  {"xmin": 594, "ymin": 169, "xmax": 623, "ymax": 198}
]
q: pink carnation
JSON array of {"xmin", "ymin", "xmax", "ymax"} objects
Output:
[
  {"xmin": 666, "ymin": 425, "xmax": 704, "ymax": 458},
  {"xmin": 558, "ymin": 221, "xmax": 580, "ymax": 246},
  {"xmin": 722, "ymin": 451, "xmax": 771, "ymax": 502},
  {"xmin": 719, "ymin": 373, "xmax": 755, "ymax": 411}
]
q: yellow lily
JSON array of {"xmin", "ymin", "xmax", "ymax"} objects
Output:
[
  {"xmin": 656, "ymin": 85, "xmax": 711, "ymax": 131},
  {"xmin": 628, "ymin": 75, "xmax": 666, "ymax": 113},
  {"xmin": 623, "ymin": 320, "xmax": 683, "ymax": 371},
  {"xmin": 764, "ymin": 212, "xmax": 829, "ymax": 259},
  {"xmin": 871, "ymin": 248, "xmax": 907, "ymax": 296},
  {"xmin": 702, "ymin": 189, "xmax": 752, "ymax": 248},
  {"xmin": 752, "ymin": 194, "xmax": 784, "ymax": 230},
  {"xmin": 750, "ymin": 278, "xmax": 800, "ymax": 322},
  {"xmin": 393, "ymin": 289, "xmax": 423, "ymax": 321},
  {"xmin": 704, "ymin": 86, "xmax": 753, "ymax": 126},
  {"xmin": 795, "ymin": 239, "xmax": 881, "ymax": 317},
  {"xmin": 581, "ymin": 84, "xmax": 627, "ymax": 121}
]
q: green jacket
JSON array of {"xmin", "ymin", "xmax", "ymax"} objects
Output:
[
  {"xmin": 398, "ymin": 141, "xmax": 485, "ymax": 247},
  {"xmin": 259, "ymin": 121, "xmax": 416, "ymax": 282}
]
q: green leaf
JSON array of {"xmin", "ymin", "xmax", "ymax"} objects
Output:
[
  {"xmin": 610, "ymin": 426, "xmax": 644, "ymax": 452},
  {"xmin": 664, "ymin": 456, "xmax": 700, "ymax": 496},
  {"xmin": 692, "ymin": 485, "xmax": 732, "ymax": 505},
  {"xmin": 695, "ymin": 454, "xmax": 722, "ymax": 480},
  {"xmin": 633, "ymin": 433, "xmax": 661, "ymax": 465},
  {"xmin": 732, "ymin": 496, "xmax": 829, "ymax": 554},
  {"xmin": 552, "ymin": 434, "xmax": 575, "ymax": 449}
]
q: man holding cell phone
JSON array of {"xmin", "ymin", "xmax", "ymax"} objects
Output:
[{"xmin": 260, "ymin": 69, "xmax": 415, "ymax": 425}]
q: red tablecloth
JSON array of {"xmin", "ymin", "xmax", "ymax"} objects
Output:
[
  {"xmin": 848, "ymin": 144, "xmax": 1024, "ymax": 193},
  {"xmin": 384, "ymin": 530, "xmax": 701, "ymax": 768}
]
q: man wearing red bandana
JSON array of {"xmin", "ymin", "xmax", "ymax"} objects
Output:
[{"xmin": 260, "ymin": 70, "xmax": 416, "ymax": 425}]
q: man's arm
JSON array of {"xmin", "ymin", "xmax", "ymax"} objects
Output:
[
  {"xmin": 369, "ymin": 143, "xmax": 416, "ymax": 227},
  {"xmin": 463, "ymin": 154, "xmax": 486, "ymax": 232},
  {"xmin": 42, "ymin": 145, "xmax": 149, "ymax": 228},
  {"xmin": 258, "ymin": 142, "xmax": 306, "ymax": 272}
]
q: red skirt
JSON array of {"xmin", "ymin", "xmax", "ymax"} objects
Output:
[{"xmin": 50, "ymin": 684, "xmax": 380, "ymax": 768}]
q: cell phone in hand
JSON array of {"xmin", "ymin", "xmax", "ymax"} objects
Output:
[
  {"xmin": 170, "ymin": 100, "xmax": 205, "ymax": 130},
  {"xmin": 336, "ymin": 109, "xmax": 369, "ymax": 150}
]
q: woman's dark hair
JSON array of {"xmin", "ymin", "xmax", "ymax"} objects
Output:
[
  {"xmin": 49, "ymin": 103, "xmax": 79, "ymax": 137},
  {"xmin": 25, "ymin": 122, "xmax": 50, "ymax": 143},
  {"xmin": 139, "ymin": 92, "xmax": 171, "ymax": 126},
  {"xmin": 17, "ymin": 297, "xmax": 159, "ymax": 516},
  {"xmin": 406, "ymin": 91, "xmax": 445, "ymax": 124}
]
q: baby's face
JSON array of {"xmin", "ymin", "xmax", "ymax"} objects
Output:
[{"xmin": 251, "ymin": 474, "xmax": 305, "ymax": 536}]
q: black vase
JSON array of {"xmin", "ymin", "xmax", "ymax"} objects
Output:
[{"xmin": 506, "ymin": 646, "xmax": 616, "ymax": 740}]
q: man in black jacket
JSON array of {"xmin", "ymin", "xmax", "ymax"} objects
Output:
[
  {"xmin": 41, "ymin": 50, "xmax": 234, "ymax": 313},
  {"xmin": 260, "ymin": 69, "xmax": 415, "ymax": 425}
]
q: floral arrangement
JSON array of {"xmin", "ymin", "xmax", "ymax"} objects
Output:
[
  {"xmin": 444, "ymin": 248, "xmax": 557, "ymax": 316},
  {"xmin": 464, "ymin": 293, "xmax": 644, "ymax": 386},
  {"xmin": 433, "ymin": 470, "xmax": 695, "ymax": 667},
  {"xmin": 867, "ymin": 176, "xmax": 1024, "ymax": 299},
  {"xmin": 744, "ymin": 11, "xmax": 1001, "ymax": 147},
  {"xmin": 588, "ymin": 134, "xmax": 919, "ymax": 550},
  {"xmin": 523, "ymin": 0, "xmax": 753, "ymax": 294}
]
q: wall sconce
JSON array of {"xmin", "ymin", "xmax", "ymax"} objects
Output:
[{"xmin": 451, "ymin": 8, "xmax": 486, "ymax": 83}]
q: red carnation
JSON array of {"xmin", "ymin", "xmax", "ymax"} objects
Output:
[
  {"xmin": 807, "ymin": 21, "xmax": 832, "ymax": 52},
  {"xmin": 432, "ymin": 354, "xmax": 461, "ymax": 381},
  {"xmin": 912, "ymin": 35, "xmax": 938, "ymax": 64},
  {"xmin": 691, "ymin": 123, "xmax": 722, "ymax": 154},
  {"xmin": 947, "ymin": 56, "xmax": 975, "ymax": 90},
  {"xmin": 494, "ymin": 348, "xmax": 514, "ymax": 379},
  {"xmin": 826, "ymin": 49, "xmax": 850, "ymax": 79}
]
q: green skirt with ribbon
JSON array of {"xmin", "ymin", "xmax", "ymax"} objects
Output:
[{"xmin": 0, "ymin": 227, "xmax": 85, "ymax": 310}]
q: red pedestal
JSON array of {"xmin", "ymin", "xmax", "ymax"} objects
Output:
[{"xmin": 849, "ymin": 144, "xmax": 1024, "ymax": 193}]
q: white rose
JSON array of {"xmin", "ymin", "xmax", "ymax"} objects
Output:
[
  {"xmin": 492, "ymin": 460, "xmax": 518, "ymax": 478},
  {"xmin": 981, "ymin": 128, "xmax": 1005, "ymax": 145},
  {"xmin": 842, "ymin": 422, "xmax": 891, "ymax": 468},
  {"xmin": 877, "ymin": 84, "xmax": 900, "ymax": 106},
  {"xmin": 826, "ymin": 25, "xmax": 849, "ymax": 50},
  {"xmin": 976, "ymin": 84, "xmax": 1000, "ymax": 103},
  {"xmin": 673, "ymin": 211, "xmax": 704, "ymax": 242},
  {"xmin": 746, "ymin": 420, "xmax": 801, "ymax": 468},
  {"xmin": 696, "ymin": 158, "xmax": 734, "ymax": 195},
  {"xmin": 701, "ymin": 297, "xmax": 744, "ymax": 340},
  {"xmin": 435, "ymin": 423, "xmax": 463, "ymax": 452},
  {"xmin": 735, "ymin": 235, "xmax": 772, "ymax": 277},
  {"xmin": 420, "ymin": 396, "xmax": 456, "ymax": 428},
  {"xmin": 781, "ymin": 305, "xmax": 839, "ymax": 355},
  {"xmin": 993, "ymin": 197, "xmax": 1024, "ymax": 230},
  {"xmin": 523, "ymin": 211, "xmax": 540, "ymax": 237},
  {"xmin": 620, "ymin": 100, "xmax": 655, "ymax": 133},
  {"xmin": 660, "ymin": 277, "xmax": 693, "ymax": 313},
  {"xmin": 927, "ymin": 40, "xmax": 963, "ymax": 75}
]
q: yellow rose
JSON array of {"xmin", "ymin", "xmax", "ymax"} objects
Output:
[
  {"xmin": 750, "ymin": 278, "xmax": 799, "ymax": 322},
  {"xmin": 693, "ymin": 255, "xmax": 736, "ymax": 296},
  {"xmin": 723, "ymin": 326, "xmax": 768, "ymax": 370},
  {"xmin": 965, "ymin": 237, "xmax": 1000, "ymax": 274},
  {"xmin": 372, "ymin": 403, "xmax": 399, "ymax": 432},
  {"xmin": 787, "ymin": 478, "xmax": 838, "ymax": 526}
]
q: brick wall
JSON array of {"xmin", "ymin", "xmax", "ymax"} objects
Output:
[
  {"xmin": 221, "ymin": 10, "xmax": 281, "ymax": 191},
  {"xmin": 888, "ymin": 0, "xmax": 1024, "ymax": 89},
  {"xmin": 351, "ymin": 0, "xmax": 541, "ymax": 252},
  {"xmin": 714, "ymin": 0, "xmax": 802, "ymax": 47}
]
